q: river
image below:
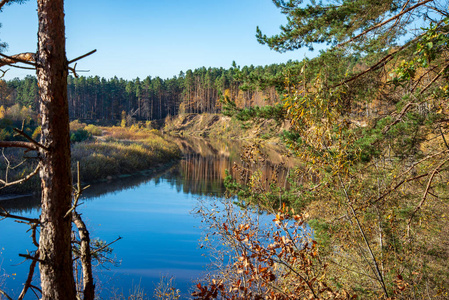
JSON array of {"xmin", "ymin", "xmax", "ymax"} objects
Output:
[{"xmin": 0, "ymin": 137, "xmax": 294, "ymax": 299}]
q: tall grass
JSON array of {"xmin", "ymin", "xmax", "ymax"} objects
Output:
[
  {"xmin": 1, "ymin": 125, "xmax": 181, "ymax": 194},
  {"xmin": 72, "ymin": 130, "xmax": 181, "ymax": 183}
]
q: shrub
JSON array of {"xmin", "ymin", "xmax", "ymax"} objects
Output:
[
  {"xmin": 84, "ymin": 124, "xmax": 102, "ymax": 136},
  {"xmin": 70, "ymin": 129, "xmax": 92, "ymax": 143}
]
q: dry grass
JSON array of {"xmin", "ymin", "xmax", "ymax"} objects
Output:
[
  {"xmin": 1, "ymin": 125, "xmax": 181, "ymax": 193},
  {"xmin": 72, "ymin": 127, "xmax": 181, "ymax": 183}
]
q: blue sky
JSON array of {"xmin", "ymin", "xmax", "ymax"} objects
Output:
[{"xmin": 0, "ymin": 0, "xmax": 318, "ymax": 80}]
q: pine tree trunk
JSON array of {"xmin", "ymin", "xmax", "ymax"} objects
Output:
[{"xmin": 36, "ymin": 0, "xmax": 77, "ymax": 299}]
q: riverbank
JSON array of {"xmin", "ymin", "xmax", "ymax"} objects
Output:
[
  {"xmin": 0, "ymin": 125, "xmax": 181, "ymax": 195},
  {"xmin": 163, "ymin": 113, "xmax": 288, "ymax": 143}
]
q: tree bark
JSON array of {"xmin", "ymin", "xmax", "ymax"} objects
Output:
[
  {"xmin": 73, "ymin": 211, "xmax": 95, "ymax": 300},
  {"xmin": 36, "ymin": 0, "xmax": 77, "ymax": 299}
]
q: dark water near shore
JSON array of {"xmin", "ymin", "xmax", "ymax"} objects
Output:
[{"xmin": 0, "ymin": 137, "xmax": 294, "ymax": 299}]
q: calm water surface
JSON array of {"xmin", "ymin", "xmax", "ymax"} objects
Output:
[{"xmin": 0, "ymin": 137, "xmax": 294, "ymax": 299}]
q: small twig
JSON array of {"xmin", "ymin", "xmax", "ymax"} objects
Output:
[
  {"xmin": 68, "ymin": 49, "xmax": 97, "ymax": 64},
  {"xmin": 382, "ymin": 102, "xmax": 416, "ymax": 134},
  {"xmin": 0, "ymin": 68, "xmax": 8, "ymax": 78},
  {"xmin": 410, "ymin": 65, "xmax": 439, "ymax": 93},
  {"xmin": 65, "ymin": 162, "xmax": 90, "ymax": 218},
  {"xmin": 338, "ymin": 174, "xmax": 389, "ymax": 298},
  {"xmin": 440, "ymin": 126, "xmax": 449, "ymax": 150},
  {"xmin": 74, "ymin": 236, "xmax": 122, "ymax": 261},
  {"xmin": 0, "ymin": 206, "xmax": 40, "ymax": 224},
  {"xmin": 18, "ymin": 250, "xmax": 39, "ymax": 300},
  {"xmin": 0, "ymin": 289, "xmax": 13, "ymax": 300},
  {"xmin": 18, "ymin": 253, "xmax": 45, "ymax": 264},
  {"xmin": 30, "ymin": 285, "xmax": 42, "ymax": 294},
  {"xmin": 7, "ymin": 64, "xmax": 36, "ymax": 70},
  {"xmin": 407, "ymin": 158, "xmax": 449, "ymax": 236}
]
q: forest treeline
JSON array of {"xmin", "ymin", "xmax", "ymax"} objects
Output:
[{"xmin": 0, "ymin": 62, "xmax": 291, "ymax": 122}]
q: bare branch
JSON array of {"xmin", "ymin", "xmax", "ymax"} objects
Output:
[
  {"xmin": 0, "ymin": 68, "xmax": 8, "ymax": 78},
  {"xmin": 382, "ymin": 102, "xmax": 417, "ymax": 134},
  {"xmin": 0, "ymin": 206, "xmax": 40, "ymax": 224},
  {"xmin": 68, "ymin": 49, "xmax": 97, "ymax": 64},
  {"xmin": 337, "ymin": 0, "xmax": 433, "ymax": 48},
  {"xmin": 0, "ymin": 141, "xmax": 38, "ymax": 151},
  {"xmin": 410, "ymin": 65, "xmax": 439, "ymax": 93},
  {"xmin": 419, "ymin": 62, "xmax": 449, "ymax": 95},
  {"xmin": 72, "ymin": 212, "xmax": 95, "ymax": 300},
  {"xmin": 65, "ymin": 162, "xmax": 90, "ymax": 218},
  {"xmin": 19, "ymin": 253, "xmax": 45, "ymax": 264},
  {"xmin": 407, "ymin": 158, "xmax": 449, "ymax": 235},
  {"xmin": 0, "ymin": 164, "xmax": 40, "ymax": 189},
  {"xmin": 0, "ymin": 289, "xmax": 13, "ymax": 300},
  {"xmin": 338, "ymin": 174, "xmax": 389, "ymax": 298},
  {"xmin": 13, "ymin": 127, "xmax": 49, "ymax": 151},
  {"xmin": 0, "ymin": 52, "xmax": 36, "ymax": 68},
  {"xmin": 18, "ymin": 250, "xmax": 39, "ymax": 300},
  {"xmin": 7, "ymin": 64, "xmax": 35, "ymax": 70}
]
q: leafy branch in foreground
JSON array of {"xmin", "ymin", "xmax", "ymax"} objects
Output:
[{"xmin": 193, "ymin": 200, "xmax": 355, "ymax": 299}]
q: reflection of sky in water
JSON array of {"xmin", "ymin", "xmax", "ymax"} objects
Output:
[{"xmin": 0, "ymin": 176, "xmax": 217, "ymax": 299}]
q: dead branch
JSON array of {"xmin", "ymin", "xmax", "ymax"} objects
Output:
[
  {"xmin": 332, "ymin": 45, "xmax": 400, "ymax": 89},
  {"xmin": 338, "ymin": 174, "xmax": 389, "ymax": 298},
  {"xmin": 0, "ymin": 206, "xmax": 40, "ymax": 224},
  {"xmin": 0, "ymin": 289, "xmax": 13, "ymax": 300},
  {"xmin": 7, "ymin": 64, "xmax": 35, "ymax": 70},
  {"xmin": 407, "ymin": 158, "xmax": 449, "ymax": 235},
  {"xmin": 29, "ymin": 223, "xmax": 40, "ymax": 247},
  {"xmin": 0, "ymin": 52, "xmax": 36, "ymax": 68},
  {"xmin": 13, "ymin": 127, "xmax": 48, "ymax": 151},
  {"xmin": 382, "ymin": 102, "xmax": 417, "ymax": 134},
  {"xmin": 440, "ymin": 126, "xmax": 449, "ymax": 150},
  {"xmin": 0, "ymin": 164, "xmax": 40, "ymax": 189},
  {"xmin": 72, "ymin": 211, "xmax": 95, "ymax": 300},
  {"xmin": 65, "ymin": 162, "xmax": 90, "ymax": 218},
  {"xmin": 370, "ymin": 150, "xmax": 449, "ymax": 206},
  {"xmin": 0, "ymin": 68, "xmax": 8, "ymax": 78},
  {"xmin": 18, "ymin": 253, "xmax": 45, "ymax": 264},
  {"xmin": 418, "ymin": 62, "xmax": 449, "ymax": 95},
  {"xmin": 68, "ymin": 49, "xmax": 97, "ymax": 64},
  {"xmin": 17, "ymin": 250, "xmax": 39, "ymax": 300},
  {"xmin": 410, "ymin": 65, "xmax": 439, "ymax": 93},
  {"xmin": 337, "ymin": 0, "xmax": 433, "ymax": 48},
  {"xmin": 0, "ymin": 141, "xmax": 38, "ymax": 151}
]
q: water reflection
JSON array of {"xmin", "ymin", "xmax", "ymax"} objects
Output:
[
  {"xmin": 171, "ymin": 137, "xmax": 296, "ymax": 196},
  {"xmin": 0, "ymin": 137, "xmax": 296, "ymax": 299}
]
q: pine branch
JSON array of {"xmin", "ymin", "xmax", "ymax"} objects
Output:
[{"xmin": 338, "ymin": 0, "xmax": 433, "ymax": 48}]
